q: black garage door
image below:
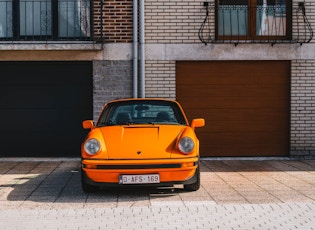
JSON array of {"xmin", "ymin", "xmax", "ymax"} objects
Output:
[{"xmin": 0, "ymin": 61, "xmax": 92, "ymax": 157}]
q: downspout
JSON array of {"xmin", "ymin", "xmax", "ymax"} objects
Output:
[
  {"xmin": 139, "ymin": 0, "xmax": 145, "ymax": 98},
  {"xmin": 133, "ymin": 0, "xmax": 138, "ymax": 98}
]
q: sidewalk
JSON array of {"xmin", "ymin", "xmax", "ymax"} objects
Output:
[{"xmin": 0, "ymin": 159, "xmax": 314, "ymax": 229}]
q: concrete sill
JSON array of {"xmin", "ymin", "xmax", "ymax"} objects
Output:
[{"xmin": 0, "ymin": 41, "xmax": 103, "ymax": 51}]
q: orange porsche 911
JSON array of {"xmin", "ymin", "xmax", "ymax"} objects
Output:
[{"xmin": 81, "ymin": 98, "xmax": 205, "ymax": 192}]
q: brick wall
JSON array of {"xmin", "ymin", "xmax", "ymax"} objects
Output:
[
  {"xmin": 94, "ymin": 0, "xmax": 205, "ymax": 43},
  {"xmin": 145, "ymin": 0, "xmax": 204, "ymax": 43},
  {"xmin": 93, "ymin": 0, "xmax": 314, "ymax": 44},
  {"xmin": 93, "ymin": 0, "xmax": 205, "ymax": 43},
  {"xmin": 93, "ymin": 0, "xmax": 102, "ymax": 40},
  {"xmin": 94, "ymin": 0, "xmax": 133, "ymax": 42},
  {"xmin": 92, "ymin": 60, "xmax": 175, "ymax": 119},
  {"xmin": 292, "ymin": 1, "xmax": 314, "ymax": 43},
  {"xmin": 93, "ymin": 60, "xmax": 133, "ymax": 120},
  {"xmin": 144, "ymin": 0, "xmax": 315, "ymax": 44},
  {"xmin": 291, "ymin": 60, "xmax": 315, "ymax": 158},
  {"xmin": 145, "ymin": 60, "xmax": 176, "ymax": 99}
]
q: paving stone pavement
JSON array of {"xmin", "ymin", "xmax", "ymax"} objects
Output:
[{"xmin": 0, "ymin": 158, "xmax": 314, "ymax": 229}]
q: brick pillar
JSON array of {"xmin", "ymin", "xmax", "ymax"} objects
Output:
[
  {"xmin": 291, "ymin": 60, "xmax": 315, "ymax": 159},
  {"xmin": 93, "ymin": 60, "xmax": 133, "ymax": 120}
]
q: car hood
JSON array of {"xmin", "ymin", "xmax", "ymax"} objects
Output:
[{"xmin": 99, "ymin": 125, "xmax": 185, "ymax": 159}]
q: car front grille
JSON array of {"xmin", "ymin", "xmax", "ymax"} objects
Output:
[{"xmin": 83, "ymin": 164, "xmax": 182, "ymax": 170}]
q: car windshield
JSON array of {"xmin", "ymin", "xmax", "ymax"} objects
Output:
[{"xmin": 97, "ymin": 100, "xmax": 187, "ymax": 126}]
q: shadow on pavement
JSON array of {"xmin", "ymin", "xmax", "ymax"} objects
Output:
[
  {"xmin": 1, "ymin": 159, "xmax": 314, "ymax": 205},
  {"xmin": 2, "ymin": 161, "xmax": 186, "ymax": 204}
]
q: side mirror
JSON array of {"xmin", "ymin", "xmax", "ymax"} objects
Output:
[
  {"xmin": 82, "ymin": 120, "xmax": 95, "ymax": 129},
  {"xmin": 191, "ymin": 118, "xmax": 205, "ymax": 130}
]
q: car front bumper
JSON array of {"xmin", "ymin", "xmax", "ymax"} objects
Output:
[{"xmin": 81, "ymin": 157, "xmax": 199, "ymax": 186}]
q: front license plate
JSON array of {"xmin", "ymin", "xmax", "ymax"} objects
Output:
[{"xmin": 119, "ymin": 174, "xmax": 160, "ymax": 184}]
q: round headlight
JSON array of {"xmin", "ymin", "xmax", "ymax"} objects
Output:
[
  {"xmin": 178, "ymin": 137, "xmax": 194, "ymax": 154},
  {"xmin": 84, "ymin": 138, "xmax": 100, "ymax": 155}
]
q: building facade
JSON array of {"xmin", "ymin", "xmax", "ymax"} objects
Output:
[{"xmin": 0, "ymin": 0, "xmax": 314, "ymax": 158}]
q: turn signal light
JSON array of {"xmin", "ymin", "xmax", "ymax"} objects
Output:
[
  {"xmin": 83, "ymin": 164, "xmax": 97, "ymax": 169},
  {"xmin": 182, "ymin": 162, "xmax": 195, "ymax": 168}
]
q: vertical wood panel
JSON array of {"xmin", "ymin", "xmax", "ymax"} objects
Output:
[{"xmin": 176, "ymin": 61, "xmax": 290, "ymax": 157}]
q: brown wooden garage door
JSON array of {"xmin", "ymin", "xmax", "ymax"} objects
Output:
[{"xmin": 176, "ymin": 61, "xmax": 290, "ymax": 157}]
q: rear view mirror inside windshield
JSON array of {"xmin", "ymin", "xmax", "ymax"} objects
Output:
[{"xmin": 135, "ymin": 105, "xmax": 149, "ymax": 111}]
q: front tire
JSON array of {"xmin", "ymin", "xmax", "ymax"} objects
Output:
[
  {"xmin": 81, "ymin": 169, "xmax": 99, "ymax": 193},
  {"xmin": 184, "ymin": 167, "xmax": 200, "ymax": 191}
]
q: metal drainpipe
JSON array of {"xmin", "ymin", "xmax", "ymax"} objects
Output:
[
  {"xmin": 139, "ymin": 0, "xmax": 145, "ymax": 98},
  {"xmin": 133, "ymin": 0, "xmax": 138, "ymax": 98}
]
